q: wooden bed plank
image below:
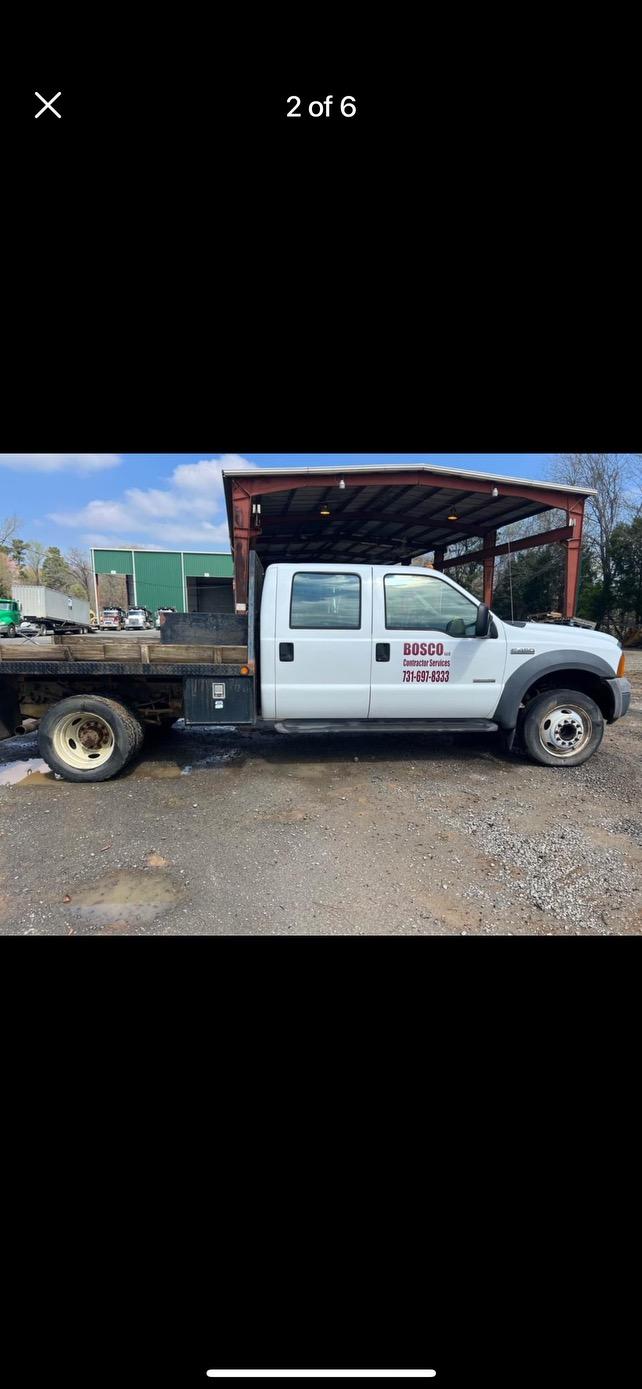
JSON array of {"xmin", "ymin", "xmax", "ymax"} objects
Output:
[{"xmin": 1, "ymin": 640, "xmax": 248, "ymax": 665}]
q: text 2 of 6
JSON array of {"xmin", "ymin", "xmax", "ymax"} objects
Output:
[{"xmin": 286, "ymin": 95, "xmax": 357, "ymax": 118}]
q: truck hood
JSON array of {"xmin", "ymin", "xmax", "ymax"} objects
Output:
[
  {"xmin": 505, "ymin": 620, "xmax": 620, "ymax": 661},
  {"xmin": 523, "ymin": 620, "xmax": 617, "ymax": 644}
]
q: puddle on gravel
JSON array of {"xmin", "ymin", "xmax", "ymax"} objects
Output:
[
  {"xmin": 0, "ymin": 758, "xmax": 54, "ymax": 786},
  {"xmin": 65, "ymin": 869, "xmax": 185, "ymax": 928},
  {"xmin": 131, "ymin": 763, "xmax": 183, "ymax": 779},
  {"xmin": 130, "ymin": 748, "xmax": 242, "ymax": 779}
]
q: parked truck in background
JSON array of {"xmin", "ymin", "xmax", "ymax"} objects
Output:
[
  {"xmin": 10, "ymin": 586, "xmax": 91, "ymax": 636},
  {"xmin": 0, "ymin": 599, "xmax": 22, "ymax": 638},
  {"xmin": 125, "ymin": 606, "xmax": 154, "ymax": 630},
  {"xmin": 155, "ymin": 606, "xmax": 176, "ymax": 629},
  {"xmin": 100, "ymin": 607, "xmax": 127, "ymax": 630},
  {"xmin": 0, "ymin": 557, "xmax": 631, "ymax": 780}
]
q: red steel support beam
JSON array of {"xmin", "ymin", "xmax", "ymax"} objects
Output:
[
  {"xmin": 482, "ymin": 530, "xmax": 496, "ymax": 607},
  {"xmin": 229, "ymin": 470, "xmax": 584, "ymax": 512},
  {"xmin": 231, "ymin": 481, "xmax": 261, "ymax": 612},
  {"xmin": 259, "ymin": 509, "xmax": 493, "ymax": 535},
  {"xmin": 441, "ymin": 524, "xmax": 574, "ymax": 568},
  {"xmin": 228, "ymin": 471, "xmax": 589, "ymax": 612},
  {"xmin": 563, "ymin": 498, "xmax": 585, "ymax": 618}
]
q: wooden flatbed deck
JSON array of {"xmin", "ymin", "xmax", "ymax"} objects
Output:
[{"xmin": 0, "ymin": 635, "xmax": 248, "ymax": 666}]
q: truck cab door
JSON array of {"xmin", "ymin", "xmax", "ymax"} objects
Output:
[
  {"xmin": 369, "ymin": 570, "xmax": 507, "ymax": 718},
  {"xmin": 272, "ymin": 564, "xmax": 372, "ymax": 719}
]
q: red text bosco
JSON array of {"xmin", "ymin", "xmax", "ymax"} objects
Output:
[{"xmin": 403, "ymin": 641, "xmax": 445, "ymax": 656}]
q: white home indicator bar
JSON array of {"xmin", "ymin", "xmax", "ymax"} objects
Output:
[{"xmin": 206, "ymin": 1374, "xmax": 436, "ymax": 1380}]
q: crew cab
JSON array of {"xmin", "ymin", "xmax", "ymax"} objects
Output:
[{"xmin": 0, "ymin": 560, "xmax": 630, "ymax": 779}]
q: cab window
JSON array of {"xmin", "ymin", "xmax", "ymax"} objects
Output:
[
  {"xmin": 384, "ymin": 573, "xmax": 477, "ymax": 636},
  {"xmin": 290, "ymin": 572, "xmax": 361, "ymax": 629}
]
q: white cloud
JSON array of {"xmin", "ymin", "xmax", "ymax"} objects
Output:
[
  {"xmin": 171, "ymin": 454, "xmax": 252, "ymax": 497},
  {"xmin": 79, "ymin": 521, "xmax": 232, "ymax": 547},
  {"xmin": 49, "ymin": 455, "xmax": 252, "ymax": 547},
  {"xmin": 84, "ymin": 536, "xmax": 181, "ymax": 551},
  {"xmin": 0, "ymin": 454, "xmax": 122, "ymax": 473}
]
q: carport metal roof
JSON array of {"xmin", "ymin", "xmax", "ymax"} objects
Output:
[{"xmin": 223, "ymin": 464, "xmax": 595, "ymax": 616}]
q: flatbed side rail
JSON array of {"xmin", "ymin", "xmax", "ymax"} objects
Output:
[{"xmin": 0, "ymin": 661, "xmax": 247, "ymax": 677}]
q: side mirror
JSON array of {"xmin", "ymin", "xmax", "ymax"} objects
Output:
[{"xmin": 475, "ymin": 603, "xmax": 491, "ymax": 637}]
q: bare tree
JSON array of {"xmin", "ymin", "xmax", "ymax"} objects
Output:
[
  {"xmin": 550, "ymin": 454, "xmax": 635, "ymax": 623},
  {"xmin": 0, "ymin": 515, "xmax": 22, "ymax": 547},
  {"xmin": 97, "ymin": 573, "xmax": 127, "ymax": 609},
  {"xmin": 22, "ymin": 541, "xmax": 48, "ymax": 585},
  {"xmin": 65, "ymin": 547, "xmax": 93, "ymax": 600}
]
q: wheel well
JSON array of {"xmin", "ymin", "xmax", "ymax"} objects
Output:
[
  {"xmin": 15, "ymin": 676, "xmax": 183, "ymax": 726},
  {"xmin": 521, "ymin": 669, "xmax": 612, "ymax": 720}
]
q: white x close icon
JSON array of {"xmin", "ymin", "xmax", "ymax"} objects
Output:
[{"xmin": 35, "ymin": 91, "xmax": 61, "ymax": 119}]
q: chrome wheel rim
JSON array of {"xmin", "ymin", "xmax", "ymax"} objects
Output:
[
  {"xmin": 538, "ymin": 705, "xmax": 591, "ymax": 758},
  {"xmin": 52, "ymin": 711, "xmax": 115, "ymax": 769}
]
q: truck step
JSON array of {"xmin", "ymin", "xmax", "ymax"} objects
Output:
[{"xmin": 272, "ymin": 719, "xmax": 499, "ymax": 734}]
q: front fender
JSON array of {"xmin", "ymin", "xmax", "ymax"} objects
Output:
[{"xmin": 493, "ymin": 650, "xmax": 616, "ymax": 730}]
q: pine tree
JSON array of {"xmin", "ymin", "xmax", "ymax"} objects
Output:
[{"xmin": 42, "ymin": 546, "xmax": 74, "ymax": 592}]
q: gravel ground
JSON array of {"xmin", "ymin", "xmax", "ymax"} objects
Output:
[{"xmin": 1, "ymin": 656, "xmax": 641, "ymax": 936}]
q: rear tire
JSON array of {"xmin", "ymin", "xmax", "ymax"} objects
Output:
[
  {"xmin": 38, "ymin": 695, "xmax": 144, "ymax": 782},
  {"xmin": 521, "ymin": 688, "xmax": 604, "ymax": 767}
]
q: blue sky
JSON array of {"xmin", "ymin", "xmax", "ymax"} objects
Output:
[{"xmin": 0, "ymin": 453, "xmax": 558, "ymax": 552}]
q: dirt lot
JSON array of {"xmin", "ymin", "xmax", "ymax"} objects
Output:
[{"xmin": 1, "ymin": 656, "xmax": 641, "ymax": 935}]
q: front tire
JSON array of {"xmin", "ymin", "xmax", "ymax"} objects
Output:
[
  {"xmin": 521, "ymin": 688, "xmax": 604, "ymax": 767},
  {"xmin": 1, "ymin": 624, "xmax": 16, "ymax": 638},
  {"xmin": 38, "ymin": 695, "xmax": 144, "ymax": 782}
]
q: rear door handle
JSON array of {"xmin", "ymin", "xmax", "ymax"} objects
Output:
[
  {"xmin": 279, "ymin": 642, "xmax": 294, "ymax": 661},
  {"xmin": 375, "ymin": 642, "xmax": 390, "ymax": 662}
]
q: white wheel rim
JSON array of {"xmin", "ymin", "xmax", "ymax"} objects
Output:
[
  {"xmin": 538, "ymin": 705, "xmax": 591, "ymax": 758},
  {"xmin": 52, "ymin": 711, "xmax": 115, "ymax": 769}
]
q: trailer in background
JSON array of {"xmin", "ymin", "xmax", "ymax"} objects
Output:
[{"xmin": 11, "ymin": 585, "xmax": 91, "ymax": 635}]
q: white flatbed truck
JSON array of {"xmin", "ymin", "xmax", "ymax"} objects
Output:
[{"xmin": 0, "ymin": 557, "xmax": 630, "ymax": 780}]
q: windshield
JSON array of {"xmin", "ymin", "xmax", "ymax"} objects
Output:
[
  {"xmin": 128, "ymin": 609, "xmax": 145, "ymax": 616},
  {"xmin": 0, "ymin": 601, "xmax": 16, "ymax": 610}
]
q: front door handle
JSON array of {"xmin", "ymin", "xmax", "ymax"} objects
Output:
[
  {"xmin": 279, "ymin": 642, "xmax": 294, "ymax": 661},
  {"xmin": 376, "ymin": 642, "xmax": 390, "ymax": 662}
]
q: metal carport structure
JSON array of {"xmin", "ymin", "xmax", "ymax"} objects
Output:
[{"xmin": 223, "ymin": 464, "xmax": 595, "ymax": 618}]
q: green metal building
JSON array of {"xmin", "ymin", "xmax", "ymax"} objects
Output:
[{"xmin": 91, "ymin": 548, "xmax": 234, "ymax": 615}]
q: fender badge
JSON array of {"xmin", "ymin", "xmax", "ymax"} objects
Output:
[{"xmin": 511, "ymin": 647, "xmax": 535, "ymax": 654}]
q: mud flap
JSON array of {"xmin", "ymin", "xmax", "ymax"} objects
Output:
[{"xmin": 0, "ymin": 683, "xmax": 20, "ymax": 741}]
